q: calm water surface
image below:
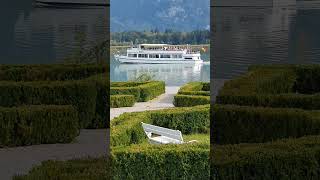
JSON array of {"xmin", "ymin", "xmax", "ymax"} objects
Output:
[
  {"xmin": 212, "ymin": 1, "xmax": 320, "ymax": 79},
  {"xmin": 110, "ymin": 52, "xmax": 210, "ymax": 86},
  {"xmin": 1, "ymin": 0, "xmax": 107, "ymax": 64}
]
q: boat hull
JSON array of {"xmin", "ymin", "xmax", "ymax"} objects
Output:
[{"xmin": 115, "ymin": 56, "xmax": 203, "ymax": 64}]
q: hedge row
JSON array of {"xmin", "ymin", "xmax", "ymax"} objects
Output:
[
  {"xmin": 212, "ymin": 104, "xmax": 320, "ymax": 144},
  {"xmin": 211, "ymin": 135, "xmax": 320, "ymax": 180},
  {"xmin": 14, "ymin": 157, "xmax": 110, "ymax": 180},
  {"xmin": 0, "ymin": 78, "xmax": 108, "ymax": 129},
  {"xmin": 174, "ymin": 95, "xmax": 210, "ymax": 107},
  {"xmin": 110, "ymin": 105, "xmax": 210, "ymax": 179},
  {"xmin": 112, "ymin": 143, "xmax": 209, "ymax": 180},
  {"xmin": 110, "ymin": 105, "xmax": 210, "ymax": 147},
  {"xmin": 0, "ymin": 63, "xmax": 107, "ymax": 81},
  {"xmin": 217, "ymin": 65, "xmax": 320, "ymax": 110},
  {"xmin": 0, "ymin": 105, "xmax": 79, "ymax": 147},
  {"xmin": 174, "ymin": 82, "xmax": 210, "ymax": 107},
  {"xmin": 110, "ymin": 81, "xmax": 165, "ymax": 102},
  {"xmin": 110, "ymin": 95, "xmax": 135, "ymax": 108}
]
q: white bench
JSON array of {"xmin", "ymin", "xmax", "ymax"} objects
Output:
[{"xmin": 141, "ymin": 122, "xmax": 197, "ymax": 145}]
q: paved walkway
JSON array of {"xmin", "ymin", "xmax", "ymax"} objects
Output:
[
  {"xmin": 0, "ymin": 129, "xmax": 108, "ymax": 180},
  {"xmin": 110, "ymin": 86, "xmax": 180, "ymax": 120}
]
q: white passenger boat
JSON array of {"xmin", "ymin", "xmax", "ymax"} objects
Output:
[{"xmin": 114, "ymin": 44, "xmax": 203, "ymax": 64}]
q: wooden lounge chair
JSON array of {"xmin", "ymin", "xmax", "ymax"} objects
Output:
[{"xmin": 141, "ymin": 122, "xmax": 197, "ymax": 145}]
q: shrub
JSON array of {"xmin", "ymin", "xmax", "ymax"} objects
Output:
[
  {"xmin": 212, "ymin": 104, "xmax": 320, "ymax": 144},
  {"xmin": 112, "ymin": 143, "xmax": 209, "ymax": 180},
  {"xmin": 110, "ymin": 81, "xmax": 165, "ymax": 102},
  {"xmin": 13, "ymin": 157, "xmax": 110, "ymax": 180},
  {"xmin": 110, "ymin": 104, "xmax": 210, "ymax": 179},
  {"xmin": 86, "ymin": 74, "xmax": 109, "ymax": 129},
  {"xmin": 174, "ymin": 82, "xmax": 210, "ymax": 107},
  {"xmin": 0, "ymin": 79, "xmax": 107, "ymax": 129},
  {"xmin": 174, "ymin": 95, "xmax": 210, "ymax": 107},
  {"xmin": 211, "ymin": 135, "xmax": 320, "ymax": 180},
  {"xmin": 110, "ymin": 95, "xmax": 136, "ymax": 108},
  {"xmin": 110, "ymin": 105, "xmax": 210, "ymax": 147},
  {"xmin": 0, "ymin": 63, "xmax": 107, "ymax": 82},
  {"xmin": 151, "ymin": 105, "xmax": 210, "ymax": 134},
  {"xmin": 0, "ymin": 105, "xmax": 79, "ymax": 147},
  {"xmin": 217, "ymin": 65, "xmax": 320, "ymax": 110}
]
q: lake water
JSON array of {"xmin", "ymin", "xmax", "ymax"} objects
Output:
[
  {"xmin": 0, "ymin": 0, "xmax": 108, "ymax": 64},
  {"xmin": 212, "ymin": 1, "xmax": 320, "ymax": 79},
  {"xmin": 110, "ymin": 52, "xmax": 210, "ymax": 86}
]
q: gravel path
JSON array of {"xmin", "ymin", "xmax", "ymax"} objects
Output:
[
  {"xmin": 0, "ymin": 129, "xmax": 109, "ymax": 180},
  {"xmin": 110, "ymin": 86, "xmax": 180, "ymax": 120}
]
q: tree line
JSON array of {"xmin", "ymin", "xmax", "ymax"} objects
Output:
[{"xmin": 111, "ymin": 29, "xmax": 210, "ymax": 45}]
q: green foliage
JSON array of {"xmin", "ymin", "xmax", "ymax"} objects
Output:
[
  {"xmin": 212, "ymin": 104, "xmax": 320, "ymax": 144},
  {"xmin": 212, "ymin": 64, "xmax": 320, "ymax": 179},
  {"xmin": 217, "ymin": 65, "xmax": 320, "ymax": 109},
  {"xmin": 151, "ymin": 105, "xmax": 210, "ymax": 134},
  {"xmin": 111, "ymin": 30, "xmax": 210, "ymax": 45},
  {"xmin": 110, "ymin": 105, "xmax": 210, "ymax": 147},
  {"xmin": 0, "ymin": 78, "xmax": 109, "ymax": 129},
  {"xmin": 0, "ymin": 105, "xmax": 79, "ymax": 147},
  {"xmin": 0, "ymin": 63, "xmax": 107, "ymax": 82},
  {"xmin": 13, "ymin": 157, "xmax": 110, "ymax": 180},
  {"xmin": 294, "ymin": 65, "xmax": 320, "ymax": 94},
  {"xmin": 110, "ymin": 81, "xmax": 165, "ymax": 102},
  {"xmin": 174, "ymin": 95, "xmax": 210, "ymax": 107},
  {"xmin": 110, "ymin": 95, "xmax": 136, "ymax": 108},
  {"xmin": 110, "ymin": 105, "xmax": 210, "ymax": 179},
  {"xmin": 211, "ymin": 135, "xmax": 320, "ymax": 180},
  {"xmin": 0, "ymin": 80, "xmax": 95, "ymax": 128},
  {"xmin": 174, "ymin": 82, "xmax": 210, "ymax": 107},
  {"xmin": 112, "ymin": 143, "xmax": 210, "ymax": 180}
]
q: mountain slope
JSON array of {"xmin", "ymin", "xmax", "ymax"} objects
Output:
[{"xmin": 111, "ymin": 0, "xmax": 210, "ymax": 32}]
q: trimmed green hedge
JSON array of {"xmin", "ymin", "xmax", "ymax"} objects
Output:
[
  {"xmin": 0, "ymin": 78, "xmax": 108, "ymax": 129},
  {"xmin": 112, "ymin": 143, "xmax": 210, "ymax": 180},
  {"xmin": 110, "ymin": 105, "xmax": 210, "ymax": 179},
  {"xmin": 110, "ymin": 81, "xmax": 165, "ymax": 102},
  {"xmin": 174, "ymin": 82, "xmax": 210, "ymax": 107},
  {"xmin": 110, "ymin": 105, "xmax": 210, "ymax": 147},
  {"xmin": 217, "ymin": 65, "xmax": 320, "ymax": 109},
  {"xmin": 110, "ymin": 95, "xmax": 135, "ymax": 108},
  {"xmin": 212, "ymin": 104, "xmax": 320, "ymax": 144},
  {"xmin": 211, "ymin": 135, "xmax": 320, "ymax": 180},
  {"xmin": 13, "ymin": 157, "xmax": 110, "ymax": 180},
  {"xmin": 174, "ymin": 95, "xmax": 210, "ymax": 107},
  {"xmin": 0, "ymin": 105, "xmax": 79, "ymax": 147},
  {"xmin": 0, "ymin": 63, "xmax": 107, "ymax": 81},
  {"xmin": 212, "ymin": 65, "xmax": 320, "ymax": 179},
  {"xmin": 151, "ymin": 106, "xmax": 210, "ymax": 134}
]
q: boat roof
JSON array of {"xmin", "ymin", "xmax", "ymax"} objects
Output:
[{"xmin": 140, "ymin": 44, "xmax": 168, "ymax": 47}]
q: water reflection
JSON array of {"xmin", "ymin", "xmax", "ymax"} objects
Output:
[
  {"xmin": 0, "ymin": 0, "xmax": 108, "ymax": 64},
  {"xmin": 212, "ymin": 1, "xmax": 320, "ymax": 79},
  {"xmin": 111, "ymin": 60, "xmax": 210, "ymax": 86}
]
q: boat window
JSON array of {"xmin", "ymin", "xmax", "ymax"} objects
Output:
[
  {"xmin": 172, "ymin": 55, "xmax": 177, "ymax": 58},
  {"xmin": 160, "ymin": 54, "xmax": 170, "ymax": 58},
  {"xmin": 184, "ymin": 57, "xmax": 192, "ymax": 60},
  {"xmin": 149, "ymin": 54, "xmax": 158, "ymax": 58},
  {"xmin": 178, "ymin": 55, "xmax": 182, "ymax": 58},
  {"xmin": 138, "ymin": 54, "xmax": 148, "ymax": 58}
]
